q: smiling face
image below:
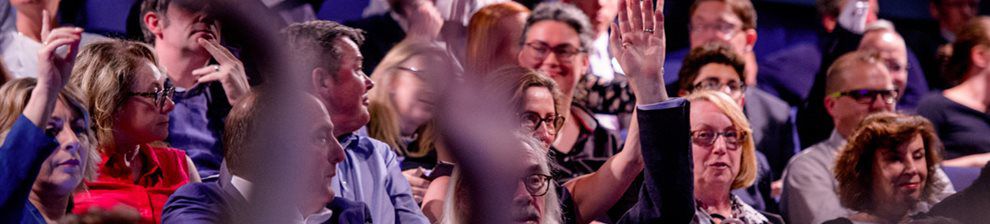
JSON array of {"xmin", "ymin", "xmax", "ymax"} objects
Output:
[
  {"xmin": 690, "ymin": 100, "xmax": 742, "ymax": 189},
  {"xmin": 518, "ymin": 20, "xmax": 589, "ymax": 100},
  {"xmin": 113, "ymin": 61, "xmax": 174, "ymax": 145},
  {"xmin": 34, "ymin": 100, "xmax": 90, "ymax": 195},
  {"xmin": 871, "ymin": 133, "xmax": 928, "ymax": 215}
]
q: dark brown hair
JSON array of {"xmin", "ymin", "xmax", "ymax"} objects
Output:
[
  {"xmin": 677, "ymin": 43, "xmax": 746, "ymax": 94},
  {"xmin": 834, "ymin": 112, "xmax": 946, "ymax": 213},
  {"xmin": 944, "ymin": 17, "xmax": 990, "ymax": 85},
  {"xmin": 282, "ymin": 20, "xmax": 366, "ymax": 78}
]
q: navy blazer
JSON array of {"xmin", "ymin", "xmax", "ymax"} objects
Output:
[
  {"xmin": 0, "ymin": 116, "xmax": 60, "ymax": 224},
  {"xmin": 162, "ymin": 167, "xmax": 372, "ymax": 224}
]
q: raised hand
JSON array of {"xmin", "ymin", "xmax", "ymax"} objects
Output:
[
  {"xmin": 194, "ymin": 37, "xmax": 250, "ymax": 104},
  {"xmin": 404, "ymin": 0, "xmax": 443, "ymax": 41},
  {"xmin": 36, "ymin": 10, "xmax": 82, "ymax": 92},
  {"xmin": 25, "ymin": 10, "xmax": 83, "ymax": 127},
  {"xmin": 610, "ymin": 0, "xmax": 667, "ymax": 104}
]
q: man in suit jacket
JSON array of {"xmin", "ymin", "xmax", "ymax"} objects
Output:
[{"xmin": 162, "ymin": 91, "xmax": 372, "ymax": 223}]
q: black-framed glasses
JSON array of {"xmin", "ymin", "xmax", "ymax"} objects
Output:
[
  {"xmin": 519, "ymin": 112, "xmax": 565, "ymax": 133},
  {"xmin": 690, "ymin": 79, "xmax": 746, "ymax": 96},
  {"xmin": 828, "ymin": 88, "xmax": 898, "ymax": 105},
  {"xmin": 127, "ymin": 79, "xmax": 175, "ymax": 111},
  {"xmin": 521, "ymin": 173, "xmax": 553, "ymax": 197},
  {"xmin": 524, "ymin": 42, "xmax": 586, "ymax": 62},
  {"xmin": 691, "ymin": 130, "xmax": 744, "ymax": 147}
]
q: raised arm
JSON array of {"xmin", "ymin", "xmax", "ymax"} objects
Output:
[
  {"xmin": 24, "ymin": 10, "xmax": 81, "ymax": 127},
  {"xmin": 563, "ymin": 0, "xmax": 668, "ymax": 222}
]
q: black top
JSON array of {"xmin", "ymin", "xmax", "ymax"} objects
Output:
[
  {"xmin": 916, "ymin": 93, "xmax": 990, "ymax": 159},
  {"xmin": 344, "ymin": 13, "xmax": 406, "ymax": 75}
]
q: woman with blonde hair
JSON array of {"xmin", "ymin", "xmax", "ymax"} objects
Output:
[
  {"xmin": 69, "ymin": 40, "xmax": 200, "ymax": 223},
  {"xmin": 0, "ymin": 22, "xmax": 101, "ymax": 223},
  {"xmin": 367, "ymin": 39, "xmax": 457, "ymax": 205},
  {"xmin": 465, "ymin": 1, "xmax": 530, "ymax": 76}
]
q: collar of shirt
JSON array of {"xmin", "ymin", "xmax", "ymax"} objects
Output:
[
  {"xmin": 99, "ymin": 144, "xmax": 164, "ymax": 186},
  {"xmin": 230, "ymin": 174, "xmax": 253, "ymax": 201},
  {"xmin": 292, "ymin": 207, "xmax": 334, "ymax": 224},
  {"xmin": 823, "ymin": 130, "xmax": 848, "ymax": 152}
]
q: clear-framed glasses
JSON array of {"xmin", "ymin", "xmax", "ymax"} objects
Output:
[
  {"xmin": 127, "ymin": 79, "xmax": 175, "ymax": 111},
  {"xmin": 521, "ymin": 173, "xmax": 553, "ymax": 197},
  {"xmin": 828, "ymin": 88, "xmax": 898, "ymax": 105},
  {"xmin": 690, "ymin": 130, "xmax": 744, "ymax": 147},
  {"xmin": 690, "ymin": 78, "xmax": 747, "ymax": 97},
  {"xmin": 519, "ymin": 112, "xmax": 565, "ymax": 133},
  {"xmin": 524, "ymin": 42, "xmax": 586, "ymax": 62},
  {"xmin": 688, "ymin": 21, "xmax": 742, "ymax": 37}
]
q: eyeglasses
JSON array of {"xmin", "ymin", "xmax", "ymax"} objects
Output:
[
  {"xmin": 519, "ymin": 112, "xmax": 565, "ymax": 133},
  {"xmin": 521, "ymin": 173, "xmax": 553, "ymax": 197},
  {"xmin": 691, "ymin": 130, "xmax": 744, "ymax": 147},
  {"xmin": 690, "ymin": 79, "xmax": 746, "ymax": 96},
  {"xmin": 688, "ymin": 21, "xmax": 742, "ymax": 37},
  {"xmin": 524, "ymin": 42, "xmax": 586, "ymax": 62},
  {"xmin": 127, "ymin": 79, "xmax": 175, "ymax": 111},
  {"xmin": 828, "ymin": 88, "xmax": 898, "ymax": 105}
]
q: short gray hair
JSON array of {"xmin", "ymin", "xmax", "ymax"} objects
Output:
[
  {"xmin": 521, "ymin": 2, "xmax": 594, "ymax": 51},
  {"xmin": 282, "ymin": 20, "xmax": 365, "ymax": 75}
]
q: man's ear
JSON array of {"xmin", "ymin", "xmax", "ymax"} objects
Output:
[
  {"xmin": 144, "ymin": 12, "xmax": 164, "ymax": 38},
  {"xmin": 824, "ymin": 96, "xmax": 837, "ymax": 118},
  {"xmin": 744, "ymin": 29, "xmax": 758, "ymax": 52},
  {"xmin": 312, "ymin": 67, "xmax": 333, "ymax": 91}
]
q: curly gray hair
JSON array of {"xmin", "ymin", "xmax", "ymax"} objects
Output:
[{"xmin": 521, "ymin": 2, "xmax": 594, "ymax": 51}]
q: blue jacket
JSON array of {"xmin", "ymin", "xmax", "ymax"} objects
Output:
[
  {"xmin": 162, "ymin": 166, "xmax": 372, "ymax": 223},
  {"xmin": 0, "ymin": 116, "xmax": 60, "ymax": 224}
]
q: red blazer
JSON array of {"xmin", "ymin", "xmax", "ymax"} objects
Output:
[{"xmin": 74, "ymin": 144, "xmax": 191, "ymax": 223}]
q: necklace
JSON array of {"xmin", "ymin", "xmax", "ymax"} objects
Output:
[
  {"xmin": 698, "ymin": 197, "xmax": 745, "ymax": 224},
  {"xmin": 122, "ymin": 145, "xmax": 141, "ymax": 167}
]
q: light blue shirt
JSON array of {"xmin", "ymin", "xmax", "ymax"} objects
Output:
[{"xmin": 331, "ymin": 134, "xmax": 428, "ymax": 224}]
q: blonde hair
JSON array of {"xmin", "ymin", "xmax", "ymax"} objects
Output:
[
  {"xmin": 69, "ymin": 40, "xmax": 160, "ymax": 151},
  {"xmin": 441, "ymin": 133, "xmax": 561, "ymax": 224},
  {"xmin": 685, "ymin": 91, "xmax": 757, "ymax": 189},
  {"xmin": 484, "ymin": 66, "xmax": 564, "ymax": 118},
  {"xmin": 367, "ymin": 39, "xmax": 451, "ymax": 158},
  {"xmin": 0, "ymin": 78, "xmax": 100, "ymax": 183},
  {"xmin": 466, "ymin": 2, "xmax": 530, "ymax": 76}
]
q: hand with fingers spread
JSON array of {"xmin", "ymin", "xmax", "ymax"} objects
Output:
[
  {"xmin": 404, "ymin": 0, "xmax": 444, "ymax": 41},
  {"xmin": 194, "ymin": 37, "xmax": 250, "ymax": 104},
  {"xmin": 610, "ymin": 0, "xmax": 668, "ymax": 105}
]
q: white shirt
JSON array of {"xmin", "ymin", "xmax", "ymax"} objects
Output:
[
  {"xmin": 1, "ymin": 31, "xmax": 107, "ymax": 78},
  {"xmin": 588, "ymin": 33, "xmax": 624, "ymax": 81}
]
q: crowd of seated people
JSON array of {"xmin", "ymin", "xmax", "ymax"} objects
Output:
[{"xmin": 4, "ymin": 0, "xmax": 990, "ymax": 223}]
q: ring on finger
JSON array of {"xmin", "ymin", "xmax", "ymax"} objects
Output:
[
  {"xmin": 212, "ymin": 65, "xmax": 220, "ymax": 72},
  {"xmin": 644, "ymin": 28, "xmax": 654, "ymax": 33}
]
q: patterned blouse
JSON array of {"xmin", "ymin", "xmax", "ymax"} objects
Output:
[{"xmin": 693, "ymin": 195, "xmax": 770, "ymax": 224}]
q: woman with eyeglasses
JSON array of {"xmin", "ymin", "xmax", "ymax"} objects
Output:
[
  {"xmin": 916, "ymin": 17, "xmax": 990, "ymax": 169},
  {"xmin": 68, "ymin": 40, "xmax": 200, "ymax": 223}
]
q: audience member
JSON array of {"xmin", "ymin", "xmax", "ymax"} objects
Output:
[
  {"xmin": 465, "ymin": 2, "xmax": 530, "ymax": 76},
  {"xmin": 917, "ymin": 17, "xmax": 990, "ymax": 168},
  {"xmin": 346, "ymin": 0, "xmax": 443, "ymax": 75},
  {"xmin": 0, "ymin": 22, "xmax": 100, "ymax": 223},
  {"xmin": 824, "ymin": 112, "xmax": 948, "ymax": 224},
  {"xmin": 903, "ymin": 0, "xmax": 980, "ymax": 90},
  {"xmin": 782, "ymin": 50, "xmax": 954, "ymax": 224},
  {"xmin": 140, "ymin": 0, "xmax": 251, "ymax": 180},
  {"xmin": 676, "ymin": 43, "xmax": 778, "ymax": 213},
  {"xmin": 441, "ymin": 133, "xmax": 562, "ymax": 224},
  {"xmin": 925, "ymin": 163, "xmax": 990, "ymax": 223},
  {"xmin": 2, "ymin": 4, "xmax": 105, "ymax": 78},
  {"xmin": 367, "ymin": 39, "xmax": 455, "ymax": 205},
  {"xmin": 622, "ymin": 91, "xmax": 775, "ymax": 223},
  {"xmin": 162, "ymin": 90, "xmax": 372, "ymax": 223},
  {"xmin": 858, "ymin": 22, "xmax": 929, "ymax": 111},
  {"xmin": 283, "ymin": 20, "xmax": 429, "ymax": 224},
  {"xmin": 69, "ymin": 40, "xmax": 200, "ymax": 223}
]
